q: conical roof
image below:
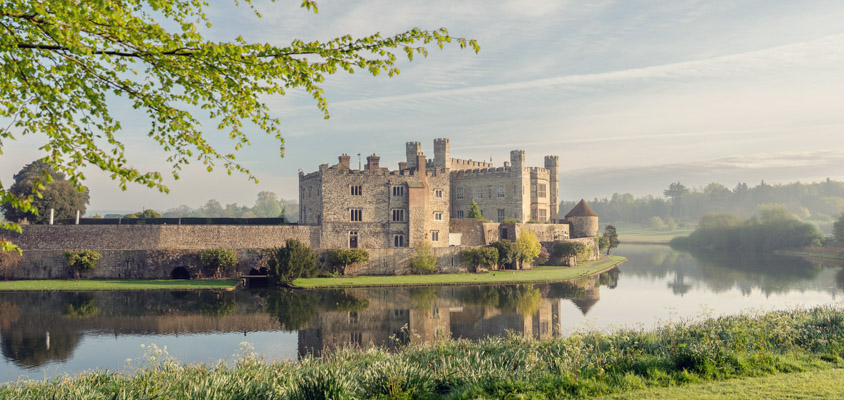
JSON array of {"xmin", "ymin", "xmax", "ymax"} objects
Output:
[{"xmin": 565, "ymin": 199, "xmax": 598, "ymax": 218}]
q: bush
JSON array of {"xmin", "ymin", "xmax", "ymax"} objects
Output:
[
  {"xmin": 676, "ymin": 208, "xmax": 823, "ymax": 252},
  {"xmin": 64, "ymin": 250, "xmax": 100, "ymax": 274},
  {"xmin": 490, "ymin": 240, "xmax": 520, "ymax": 269},
  {"xmin": 462, "ymin": 246, "xmax": 499, "ymax": 271},
  {"xmin": 327, "ymin": 249, "xmax": 370, "ymax": 275},
  {"xmin": 199, "ymin": 248, "xmax": 238, "ymax": 278},
  {"xmin": 267, "ymin": 239, "xmax": 319, "ymax": 285},
  {"xmin": 409, "ymin": 244, "xmax": 437, "ymax": 274}
]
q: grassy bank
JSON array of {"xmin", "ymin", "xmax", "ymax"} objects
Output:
[
  {"xmin": 0, "ymin": 279, "xmax": 239, "ymax": 291},
  {"xmin": 293, "ymin": 255, "xmax": 625, "ymax": 288},
  {"xmin": 776, "ymin": 248, "xmax": 844, "ymax": 262},
  {"xmin": 2, "ymin": 307, "xmax": 842, "ymax": 399},
  {"xmin": 613, "ymin": 224, "xmax": 693, "ymax": 244}
]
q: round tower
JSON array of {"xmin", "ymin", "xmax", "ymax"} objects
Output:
[{"xmin": 565, "ymin": 199, "xmax": 599, "ymax": 238}]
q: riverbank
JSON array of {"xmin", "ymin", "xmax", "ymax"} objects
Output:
[
  {"xmin": 293, "ymin": 255, "xmax": 626, "ymax": 288},
  {"xmin": 2, "ymin": 307, "xmax": 841, "ymax": 399},
  {"xmin": 614, "ymin": 224, "xmax": 693, "ymax": 244},
  {"xmin": 776, "ymin": 247, "xmax": 844, "ymax": 262},
  {"xmin": 0, "ymin": 279, "xmax": 239, "ymax": 291}
]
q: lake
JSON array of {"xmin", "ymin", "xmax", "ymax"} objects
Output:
[{"xmin": 2, "ymin": 244, "xmax": 843, "ymax": 382}]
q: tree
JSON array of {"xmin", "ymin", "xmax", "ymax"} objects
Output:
[
  {"xmin": 267, "ymin": 239, "xmax": 318, "ymax": 286},
  {"xmin": 664, "ymin": 182, "xmax": 689, "ymax": 219},
  {"xmin": 253, "ymin": 191, "xmax": 283, "ymax": 218},
  {"xmin": 515, "ymin": 229, "xmax": 541, "ymax": 268},
  {"xmin": 199, "ymin": 248, "xmax": 238, "ymax": 278},
  {"xmin": 551, "ymin": 241, "xmax": 588, "ymax": 266},
  {"xmin": 124, "ymin": 209, "xmax": 162, "ymax": 219},
  {"xmin": 2, "ymin": 160, "xmax": 90, "ymax": 225},
  {"xmin": 462, "ymin": 246, "xmax": 499, "ymax": 271},
  {"xmin": 327, "ymin": 249, "xmax": 369, "ymax": 275},
  {"xmin": 0, "ymin": 2, "xmax": 479, "ymax": 251},
  {"xmin": 835, "ymin": 214, "xmax": 844, "ymax": 245},
  {"xmin": 490, "ymin": 240, "xmax": 520, "ymax": 269},
  {"xmin": 467, "ymin": 200, "xmax": 483, "ymax": 220},
  {"xmin": 602, "ymin": 225, "xmax": 620, "ymax": 255}
]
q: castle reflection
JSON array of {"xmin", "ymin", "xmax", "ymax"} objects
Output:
[{"xmin": 0, "ymin": 271, "xmax": 617, "ymax": 368}]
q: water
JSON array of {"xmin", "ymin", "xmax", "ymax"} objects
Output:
[{"xmin": 2, "ymin": 244, "xmax": 842, "ymax": 382}]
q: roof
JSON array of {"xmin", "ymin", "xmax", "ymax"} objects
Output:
[{"xmin": 565, "ymin": 199, "xmax": 598, "ymax": 218}]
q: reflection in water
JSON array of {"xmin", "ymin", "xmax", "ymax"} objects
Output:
[
  {"xmin": 0, "ymin": 276, "xmax": 610, "ymax": 369},
  {"xmin": 2, "ymin": 245, "xmax": 842, "ymax": 381}
]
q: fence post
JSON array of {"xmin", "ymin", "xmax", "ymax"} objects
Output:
[{"xmin": 49, "ymin": 209, "xmax": 54, "ymax": 225}]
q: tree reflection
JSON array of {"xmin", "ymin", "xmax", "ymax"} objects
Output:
[
  {"xmin": 461, "ymin": 285, "xmax": 543, "ymax": 317},
  {"xmin": 261, "ymin": 289, "xmax": 369, "ymax": 330}
]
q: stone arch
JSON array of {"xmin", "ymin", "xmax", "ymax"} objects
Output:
[{"xmin": 170, "ymin": 267, "xmax": 191, "ymax": 280}]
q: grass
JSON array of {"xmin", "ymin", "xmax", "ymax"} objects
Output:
[
  {"xmin": 0, "ymin": 279, "xmax": 239, "ymax": 291},
  {"xmin": 614, "ymin": 224, "xmax": 695, "ymax": 244},
  {"xmin": 776, "ymin": 248, "xmax": 844, "ymax": 262},
  {"xmin": 596, "ymin": 368, "xmax": 844, "ymax": 399},
  {"xmin": 2, "ymin": 307, "xmax": 843, "ymax": 399},
  {"xmin": 293, "ymin": 255, "xmax": 626, "ymax": 288}
]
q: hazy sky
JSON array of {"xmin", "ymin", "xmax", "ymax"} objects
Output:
[{"xmin": 3, "ymin": 0, "xmax": 844, "ymax": 213}]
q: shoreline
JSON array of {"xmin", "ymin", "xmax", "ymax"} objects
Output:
[
  {"xmin": 293, "ymin": 255, "xmax": 626, "ymax": 289},
  {"xmin": 0, "ymin": 279, "xmax": 239, "ymax": 292}
]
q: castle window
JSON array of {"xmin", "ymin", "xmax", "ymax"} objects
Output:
[
  {"xmin": 456, "ymin": 187, "xmax": 464, "ymax": 200},
  {"xmin": 531, "ymin": 184, "xmax": 537, "ymax": 197},
  {"xmin": 392, "ymin": 185, "xmax": 404, "ymax": 197},
  {"xmin": 350, "ymin": 332, "xmax": 362, "ymax": 346},
  {"xmin": 456, "ymin": 210, "xmax": 464, "ymax": 218},
  {"xmin": 539, "ymin": 209, "xmax": 547, "ymax": 222},
  {"xmin": 497, "ymin": 186, "xmax": 505, "ymax": 198},
  {"xmin": 433, "ymin": 212, "xmax": 443, "ymax": 221},
  {"xmin": 431, "ymin": 230, "xmax": 439, "ymax": 241},
  {"xmin": 434, "ymin": 189, "xmax": 443, "ymax": 198},
  {"xmin": 349, "ymin": 231, "xmax": 359, "ymax": 248},
  {"xmin": 349, "ymin": 311, "xmax": 359, "ymax": 324},
  {"xmin": 473, "ymin": 187, "xmax": 483, "ymax": 199},
  {"xmin": 531, "ymin": 210, "xmax": 538, "ymax": 221},
  {"xmin": 497, "ymin": 208, "xmax": 505, "ymax": 222},
  {"xmin": 538, "ymin": 184, "xmax": 546, "ymax": 198},
  {"xmin": 350, "ymin": 209, "xmax": 362, "ymax": 222},
  {"xmin": 392, "ymin": 209, "xmax": 406, "ymax": 222},
  {"xmin": 350, "ymin": 185, "xmax": 362, "ymax": 196},
  {"xmin": 393, "ymin": 234, "xmax": 406, "ymax": 247}
]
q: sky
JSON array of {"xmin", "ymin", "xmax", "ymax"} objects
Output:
[{"xmin": 3, "ymin": 0, "xmax": 844, "ymax": 214}]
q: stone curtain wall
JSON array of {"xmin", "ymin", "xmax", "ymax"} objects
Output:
[
  {"xmin": 449, "ymin": 219, "xmax": 571, "ymax": 246},
  {"xmin": 4, "ymin": 225, "xmax": 319, "ymax": 250}
]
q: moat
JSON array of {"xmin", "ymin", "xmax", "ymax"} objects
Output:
[{"xmin": 2, "ymin": 244, "xmax": 843, "ymax": 382}]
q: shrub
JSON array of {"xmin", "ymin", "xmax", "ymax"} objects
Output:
[
  {"xmin": 515, "ymin": 229, "xmax": 541, "ymax": 267},
  {"xmin": 199, "ymin": 248, "xmax": 238, "ymax": 278},
  {"xmin": 64, "ymin": 250, "xmax": 100, "ymax": 274},
  {"xmin": 536, "ymin": 246, "xmax": 550, "ymax": 266},
  {"xmin": 501, "ymin": 218, "xmax": 520, "ymax": 224},
  {"xmin": 467, "ymin": 200, "xmax": 483, "ymax": 219},
  {"xmin": 327, "ymin": 249, "xmax": 370, "ymax": 275},
  {"xmin": 490, "ymin": 240, "xmax": 520, "ymax": 269},
  {"xmin": 462, "ymin": 246, "xmax": 499, "ymax": 271},
  {"xmin": 267, "ymin": 239, "xmax": 319, "ymax": 286},
  {"xmin": 409, "ymin": 244, "xmax": 437, "ymax": 274},
  {"xmin": 551, "ymin": 241, "xmax": 588, "ymax": 266}
]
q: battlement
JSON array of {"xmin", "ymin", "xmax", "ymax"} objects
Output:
[
  {"xmin": 451, "ymin": 167, "xmax": 513, "ymax": 179},
  {"xmin": 449, "ymin": 157, "xmax": 494, "ymax": 170}
]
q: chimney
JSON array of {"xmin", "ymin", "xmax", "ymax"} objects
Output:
[
  {"xmin": 338, "ymin": 154, "xmax": 350, "ymax": 169},
  {"xmin": 416, "ymin": 153, "xmax": 426, "ymax": 174},
  {"xmin": 366, "ymin": 154, "xmax": 380, "ymax": 174},
  {"xmin": 398, "ymin": 161, "xmax": 407, "ymax": 171}
]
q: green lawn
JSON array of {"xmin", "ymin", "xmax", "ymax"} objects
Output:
[
  {"xmin": 293, "ymin": 255, "xmax": 625, "ymax": 288},
  {"xmin": 596, "ymin": 368, "xmax": 844, "ymax": 400},
  {"xmin": 614, "ymin": 223, "xmax": 694, "ymax": 244},
  {"xmin": 0, "ymin": 279, "xmax": 238, "ymax": 291}
]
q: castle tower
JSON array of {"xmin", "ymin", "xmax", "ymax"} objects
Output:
[
  {"xmin": 433, "ymin": 138, "xmax": 450, "ymax": 170},
  {"xmin": 565, "ymin": 199, "xmax": 599, "ymax": 238},
  {"xmin": 406, "ymin": 142, "xmax": 422, "ymax": 170},
  {"xmin": 365, "ymin": 154, "xmax": 380, "ymax": 174},
  {"xmin": 545, "ymin": 155, "xmax": 559, "ymax": 222},
  {"xmin": 510, "ymin": 150, "xmax": 525, "ymax": 171}
]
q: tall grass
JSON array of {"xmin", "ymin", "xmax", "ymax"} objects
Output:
[{"xmin": 2, "ymin": 307, "xmax": 843, "ymax": 399}]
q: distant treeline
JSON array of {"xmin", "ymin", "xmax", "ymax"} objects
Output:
[
  {"xmin": 561, "ymin": 179, "xmax": 844, "ymax": 230},
  {"xmin": 103, "ymin": 191, "xmax": 299, "ymax": 222},
  {"xmin": 669, "ymin": 206, "xmax": 823, "ymax": 252}
]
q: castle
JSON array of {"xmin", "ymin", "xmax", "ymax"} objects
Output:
[{"xmin": 299, "ymin": 138, "xmax": 599, "ymax": 250}]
